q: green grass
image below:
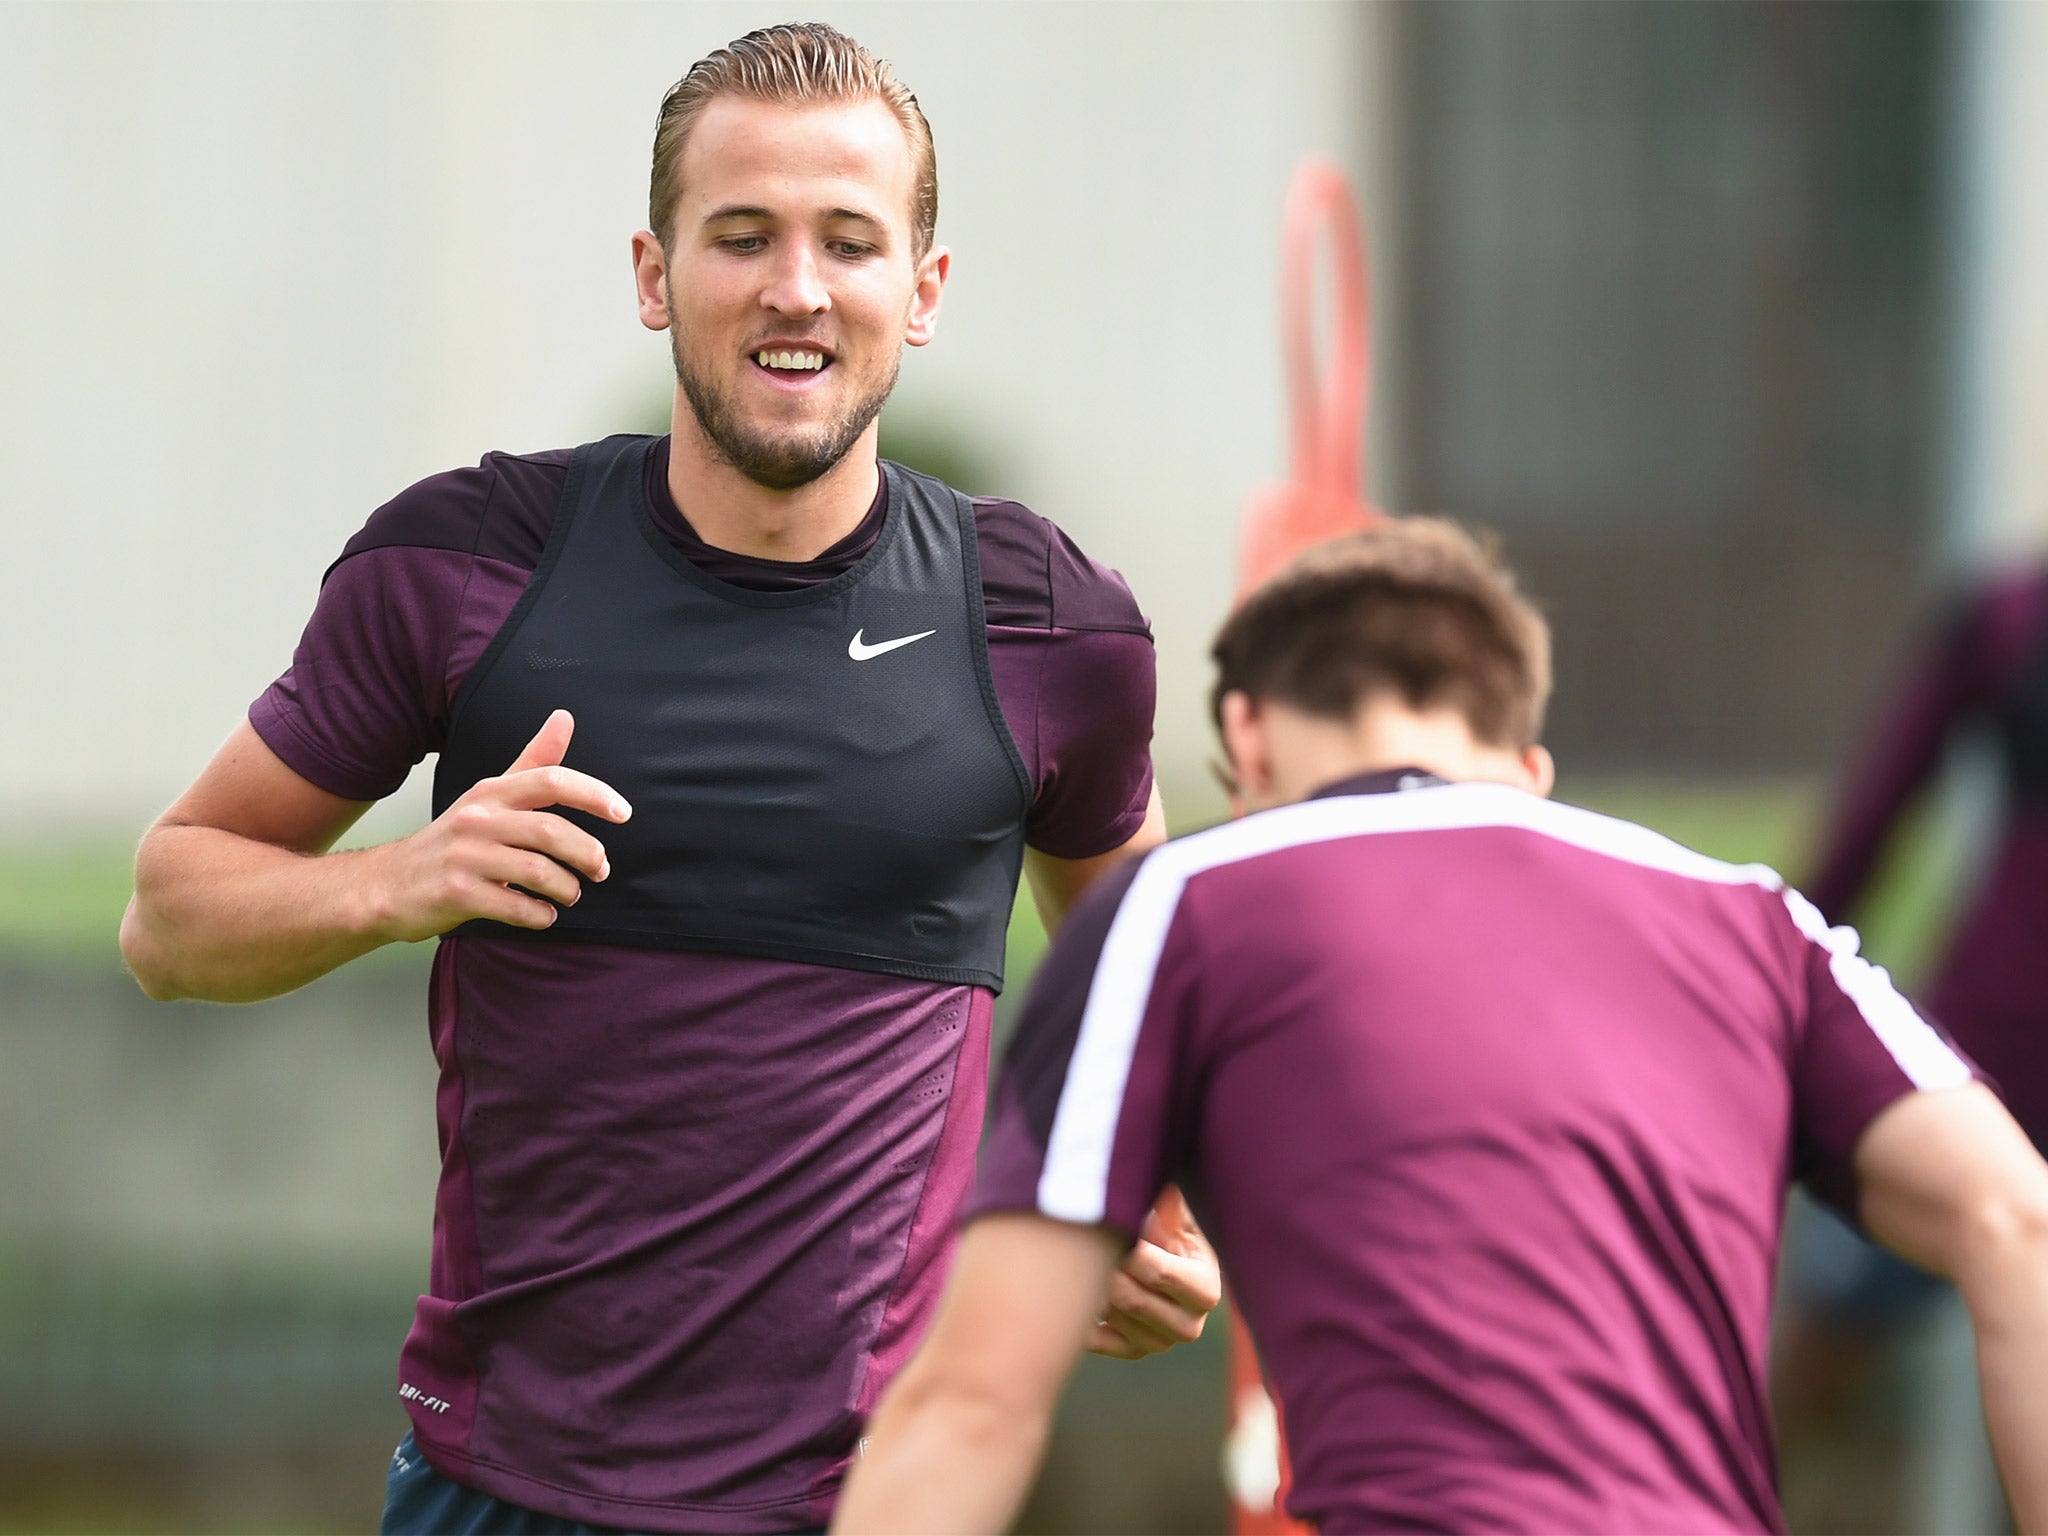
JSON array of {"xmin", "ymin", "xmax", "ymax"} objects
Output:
[
  {"xmin": 1566, "ymin": 775, "xmax": 1965, "ymax": 990},
  {"xmin": 0, "ymin": 843, "xmax": 139, "ymax": 963},
  {"xmin": 1564, "ymin": 776, "xmax": 1816, "ymax": 868},
  {"xmin": 1006, "ymin": 881, "xmax": 1053, "ymax": 987},
  {"xmin": 3, "ymin": 777, "xmax": 1968, "ymax": 992}
]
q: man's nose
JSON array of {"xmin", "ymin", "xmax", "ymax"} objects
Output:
[{"xmin": 761, "ymin": 241, "xmax": 830, "ymax": 316}]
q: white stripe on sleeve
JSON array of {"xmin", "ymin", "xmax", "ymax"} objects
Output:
[
  {"xmin": 1780, "ymin": 888, "xmax": 1973, "ymax": 1090},
  {"xmin": 1035, "ymin": 854, "xmax": 1189, "ymax": 1223}
]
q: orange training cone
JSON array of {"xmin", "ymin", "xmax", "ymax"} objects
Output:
[
  {"xmin": 1235, "ymin": 156, "xmax": 1383, "ymax": 601},
  {"xmin": 1224, "ymin": 156, "xmax": 1382, "ymax": 1536}
]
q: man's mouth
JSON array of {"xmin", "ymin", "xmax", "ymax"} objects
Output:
[{"xmin": 752, "ymin": 348, "xmax": 830, "ymax": 374}]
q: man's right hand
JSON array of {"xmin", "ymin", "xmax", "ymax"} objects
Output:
[
  {"xmin": 369, "ymin": 710, "xmax": 631, "ymax": 941},
  {"xmin": 122, "ymin": 710, "xmax": 629, "ymax": 1004}
]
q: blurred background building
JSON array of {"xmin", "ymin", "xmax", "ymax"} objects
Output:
[{"xmin": 4, "ymin": 2, "xmax": 2046, "ymax": 1532}]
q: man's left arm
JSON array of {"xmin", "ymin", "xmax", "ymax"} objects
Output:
[
  {"xmin": 832, "ymin": 1213, "xmax": 1121, "ymax": 1536},
  {"xmin": 1023, "ymin": 782, "xmax": 1165, "ymax": 929},
  {"xmin": 1003, "ymin": 529, "xmax": 1216, "ymax": 1352},
  {"xmin": 1858, "ymin": 1084, "xmax": 2048, "ymax": 1530}
]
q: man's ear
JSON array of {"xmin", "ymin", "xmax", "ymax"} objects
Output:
[
  {"xmin": 632, "ymin": 230, "xmax": 672, "ymax": 333},
  {"xmin": 1521, "ymin": 744, "xmax": 1556, "ymax": 799},
  {"xmin": 904, "ymin": 245, "xmax": 951, "ymax": 347},
  {"xmin": 1219, "ymin": 691, "xmax": 1273, "ymax": 805}
]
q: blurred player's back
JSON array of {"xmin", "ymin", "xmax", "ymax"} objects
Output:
[
  {"xmin": 1004, "ymin": 773, "xmax": 1968, "ymax": 1533},
  {"xmin": 843, "ymin": 521, "xmax": 2048, "ymax": 1536}
]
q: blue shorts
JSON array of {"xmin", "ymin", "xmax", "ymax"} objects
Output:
[
  {"xmin": 380, "ymin": 1431, "xmax": 633, "ymax": 1536},
  {"xmin": 378, "ymin": 1432, "xmax": 829, "ymax": 1536}
]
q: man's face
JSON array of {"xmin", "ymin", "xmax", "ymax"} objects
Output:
[{"xmin": 636, "ymin": 95, "xmax": 946, "ymax": 491}]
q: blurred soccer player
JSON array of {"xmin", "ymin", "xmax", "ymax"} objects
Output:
[
  {"xmin": 1810, "ymin": 564, "xmax": 2048, "ymax": 1144},
  {"xmin": 836, "ymin": 520, "xmax": 2048, "ymax": 1535},
  {"xmin": 1779, "ymin": 562, "xmax": 2048, "ymax": 1522},
  {"xmin": 119, "ymin": 22, "xmax": 1216, "ymax": 1534}
]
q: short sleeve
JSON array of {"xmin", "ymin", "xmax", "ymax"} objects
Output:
[
  {"xmin": 247, "ymin": 453, "xmax": 561, "ymax": 800},
  {"xmin": 250, "ymin": 544, "xmax": 472, "ymax": 799},
  {"xmin": 1025, "ymin": 627, "xmax": 1158, "ymax": 858},
  {"xmin": 970, "ymin": 854, "xmax": 1197, "ymax": 1241},
  {"xmin": 974, "ymin": 499, "xmax": 1158, "ymax": 861},
  {"xmin": 1783, "ymin": 887, "xmax": 1980, "ymax": 1219}
]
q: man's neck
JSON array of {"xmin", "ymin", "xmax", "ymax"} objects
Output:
[
  {"xmin": 665, "ymin": 400, "xmax": 882, "ymax": 562},
  {"xmin": 1254, "ymin": 702, "xmax": 1550, "ymax": 809}
]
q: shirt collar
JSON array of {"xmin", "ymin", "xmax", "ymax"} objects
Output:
[{"xmin": 1307, "ymin": 767, "xmax": 1450, "ymax": 801}]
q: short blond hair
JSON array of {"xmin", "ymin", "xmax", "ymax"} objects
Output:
[
  {"xmin": 1212, "ymin": 518, "xmax": 1553, "ymax": 751},
  {"xmin": 650, "ymin": 22, "xmax": 938, "ymax": 259}
]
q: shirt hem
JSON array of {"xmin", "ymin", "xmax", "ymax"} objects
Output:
[
  {"xmin": 247, "ymin": 703, "xmax": 405, "ymax": 803},
  {"xmin": 1024, "ymin": 794, "xmax": 1153, "ymax": 863}
]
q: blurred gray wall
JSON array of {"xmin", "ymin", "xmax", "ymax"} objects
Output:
[
  {"xmin": 1948, "ymin": 0, "xmax": 2048, "ymax": 563},
  {"xmin": 0, "ymin": 0, "xmax": 1388, "ymax": 839},
  {"xmin": 7, "ymin": 1, "xmax": 2048, "ymax": 818},
  {"xmin": 1382, "ymin": 1, "xmax": 2048, "ymax": 775}
]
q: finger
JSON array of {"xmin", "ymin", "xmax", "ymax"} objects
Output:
[
  {"xmin": 506, "ymin": 709, "xmax": 575, "ymax": 775},
  {"xmin": 474, "ymin": 847, "xmax": 586, "ymax": 908},
  {"xmin": 436, "ymin": 799, "xmax": 607, "ymax": 899},
  {"xmin": 1100, "ymin": 1306, "xmax": 1176, "ymax": 1357},
  {"xmin": 499, "ymin": 764, "xmax": 632, "ymax": 823},
  {"xmin": 1141, "ymin": 1184, "xmax": 1199, "ymax": 1249},
  {"xmin": 1083, "ymin": 1321, "xmax": 1148, "ymax": 1360},
  {"xmin": 507, "ymin": 809, "xmax": 611, "ymax": 883},
  {"xmin": 1118, "ymin": 1239, "xmax": 1220, "ymax": 1317},
  {"xmin": 1102, "ymin": 1267, "xmax": 1207, "ymax": 1347},
  {"xmin": 463, "ymin": 881, "xmax": 561, "ymax": 931}
]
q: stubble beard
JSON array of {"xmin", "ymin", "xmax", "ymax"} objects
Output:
[{"xmin": 670, "ymin": 318, "xmax": 899, "ymax": 493}]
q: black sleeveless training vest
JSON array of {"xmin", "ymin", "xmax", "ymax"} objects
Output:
[{"xmin": 432, "ymin": 435, "xmax": 1033, "ymax": 989}]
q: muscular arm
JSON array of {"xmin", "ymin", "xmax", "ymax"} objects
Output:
[
  {"xmin": 1023, "ymin": 782, "xmax": 1166, "ymax": 932},
  {"xmin": 123, "ymin": 723, "xmax": 385, "ymax": 1002},
  {"xmin": 833, "ymin": 1213, "xmax": 1121, "ymax": 1535},
  {"xmin": 1858, "ymin": 1082, "xmax": 2048, "ymax": 1531},
  {"xmin": 121, "ymin": 711, "xmax": 626, "ymax": 1004}
]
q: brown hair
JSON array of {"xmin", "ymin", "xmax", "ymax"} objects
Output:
[
  {"xmin": 1210, "ymin": 518, "xmax": 1552, "ymax": 750},
  {"xmin": 650, "ymin": 22, "xmax": 938, "ymax": 258}
]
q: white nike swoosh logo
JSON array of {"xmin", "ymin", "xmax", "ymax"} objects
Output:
[{"xmin": 848, "ymin": 627, "xmax": 937, "ymax": 661}]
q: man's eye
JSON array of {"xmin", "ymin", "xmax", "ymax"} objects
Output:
[
  {"xmin": 829, "ymin": 241, "xmax": 874, "ymax": 260},
  {"xmin": 722, "ymin": 236, "xmax": 767, "ymax": 253}
]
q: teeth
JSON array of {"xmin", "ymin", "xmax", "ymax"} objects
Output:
[{"xmin": 755, "ymin": 350, "xmax": 825, "ymax": 371}]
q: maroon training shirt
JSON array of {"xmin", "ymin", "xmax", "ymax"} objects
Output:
[
  {"xmin": 1808, "ymin": 569, "xmax": 2048, "ymax": 1141},
  {"xmin": 975, "ymin": 771, "xmax": 1975, "ymax": 1534},
  {"xmin": 249, "ymin": 441, "xmax": 1156, "ymax": 1531}
]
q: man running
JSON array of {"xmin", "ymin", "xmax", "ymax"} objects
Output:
[
  {"xmin": 121, "ymin": 23, "xmax": 1215, "ymax": 1534},
  {"xmin": 837, "ymin": 519, "xmax": 2048, "ymax": 1535}
]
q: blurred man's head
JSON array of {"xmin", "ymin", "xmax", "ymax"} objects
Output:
[
  {"xmin": 1210, "ymin": 518, "xmax": 1555, "ymax": 810},
  {"xmin": 632, "ymin": 23, "xmax": 946, "ymax": 491}
]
